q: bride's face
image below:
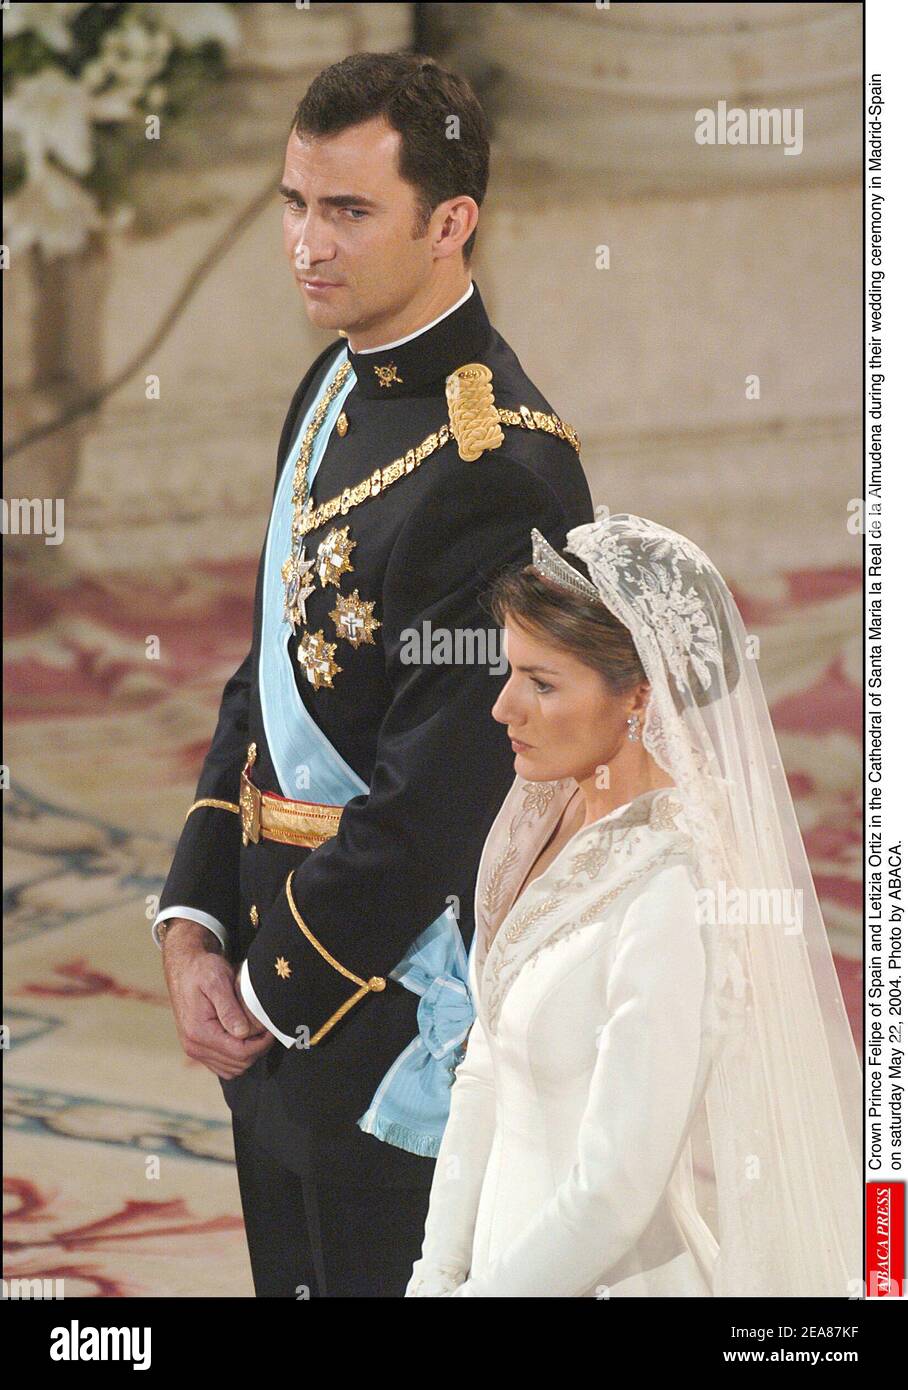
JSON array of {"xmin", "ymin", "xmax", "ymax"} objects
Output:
[{"xmin": 492, "ymin": 618, "xmax": 636, "ymax": 783}]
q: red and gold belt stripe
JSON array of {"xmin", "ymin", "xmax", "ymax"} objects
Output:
[{"xmin": 184, "ymin": 743, "xmax": 343, "ymax": 850}]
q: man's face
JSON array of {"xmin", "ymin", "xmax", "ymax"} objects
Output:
[{"xmin": 280, "ymin": 116, "xmax": 438, "ymax": 339}]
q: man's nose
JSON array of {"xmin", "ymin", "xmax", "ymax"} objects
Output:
[{"xmin": 292, "ymin": 222, "xmax": 335, "ymax": 271}]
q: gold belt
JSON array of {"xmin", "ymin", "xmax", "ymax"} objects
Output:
[{"xmin": 238, "ymin": 743, "xmax": 343, "ymax": 849}]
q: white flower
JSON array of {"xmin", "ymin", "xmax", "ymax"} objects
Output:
[
  {"xmin": 87, "ymin": 16, "xmax": 172, "ymax": 96},
  {"xmin": 81, "ymin": 58, "xmax": 107, "ymax": 89},
  {"xmin": 5, "ymin": 69, "xmax": 96, "ymax": 176},
  {"xmin": 134, "ymin": 2, "xmax": 241, "ymax": 50},
  {"xmin": 3, "ymin": 159, "xmax": 106, "ymax": 258},
  {"xmin": 3, "ymin": 2, "xmax": 91, "ymax": 54},
  {"xmin": 3, "ymin": 3, "xmax": 238, "ymax": 263},
  {"xmin": 5, "ymin": 66, "xmax": 139, "ymax": 180},
  {"xmin": 109, "ymin": 204, "xmax": 137, "ymax": 234}
]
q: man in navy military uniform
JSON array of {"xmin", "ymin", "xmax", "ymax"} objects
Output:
[{"xmin": 155, "ymin": 52, "xmax": 593, "ymax": 1297}]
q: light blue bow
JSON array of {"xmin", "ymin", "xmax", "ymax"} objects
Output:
[{"xmin": 357, "ymin": 905, "xmax": 475, "ymax": 1156}]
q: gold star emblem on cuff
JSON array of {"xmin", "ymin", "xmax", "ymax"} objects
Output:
[
  {"xmin": 316, "ymin": 525, "xmax": 356, "ymax": 587},
  {"xmin": 275, "ymin": 956, "xmax": 292, "ymax": 979},
  {"xmin": 249, "ymin": 904, "xmax": 259, "ymax": 927},
  {"xmin": 330, "ymin": 589, "xmax": 381, "ymax": 648},
  {"xmin": 297, "ymin": 628, "xmax": 342, "ymax": 689}
]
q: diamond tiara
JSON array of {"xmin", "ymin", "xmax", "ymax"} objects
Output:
[{"xmin": 529, "ymin": 527, "xmax": 602, "ymax": 603}]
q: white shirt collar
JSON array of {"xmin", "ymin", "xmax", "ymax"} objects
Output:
[{"xmin": 350, "ymin": 281, "xmax": 474, "ymax": 354}]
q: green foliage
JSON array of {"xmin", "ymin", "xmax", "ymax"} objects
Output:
[
  {"xmin": 3, "ymin": 31, "xmax": 59, "ymax": 86},
  {"xmin": 67, "ymin": 2, "xmax": 132, "ymax": 70}
]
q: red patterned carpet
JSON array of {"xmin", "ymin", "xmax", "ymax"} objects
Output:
[{"xmin": 2, "ymin": 547, "xmax": 861, "ymax": 1297}]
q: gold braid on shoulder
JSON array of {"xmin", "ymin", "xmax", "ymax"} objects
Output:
[
  {"xmin": 296, "ymin": 361, "xmax": 580, "ymax": 537},
  {"xmin": 446, "ymin": 362, "xmax": 505, "ymax": 462}
]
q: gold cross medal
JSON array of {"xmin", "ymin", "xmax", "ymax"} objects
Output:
[
  {"xmin": 316, "ymin": 525, "xmax": 356, "ymax": 587},
  {"xmin": 297, "ymin": 629, "xmax": 341, "ymax": 690},
  {"xmin": 330, "ymin": 589, "xmax": 381, "ymax": 648},
  {"xmin": 281, "ymin": 542, "xmax": 316, "ymax": 629}
]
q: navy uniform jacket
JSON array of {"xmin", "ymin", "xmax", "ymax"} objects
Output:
[{"xmin": 156, "ymin": 281, "xmax": 593, "ymax": 1180}]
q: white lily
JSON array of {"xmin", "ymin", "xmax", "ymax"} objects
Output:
[
  {"xmin": 3, "ymin": 158, "xmax": 106, "ymax": 258},
  {"xmin": 5, "ymin": 68, "xmax": 138, "ymax": 179},
  {"xmin": 88, "ymin": 14, "xmax": 173, "ymax": 93}
]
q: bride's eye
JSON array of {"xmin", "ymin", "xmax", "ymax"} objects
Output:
[{"xmin": 531, "ymin": 678, "xmax": 553, "ymax": 694}]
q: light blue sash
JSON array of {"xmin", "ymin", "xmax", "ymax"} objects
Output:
[
  {"xmin": 261, "ymin": 347, "xmax": 475, "ymax": 1157},
  {"xmin": 261, "ymin": 348, "xmax": 366, "ymax": 803}
]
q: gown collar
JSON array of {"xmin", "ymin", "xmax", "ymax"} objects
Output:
[{"xmin": 472, "ymin": 780, "xmax": 687, "ymax": 1029}]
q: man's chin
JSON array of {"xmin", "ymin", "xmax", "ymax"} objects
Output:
[{"xmin": 300, "ymin": 298, "xmax": 344, "ymax": 329}]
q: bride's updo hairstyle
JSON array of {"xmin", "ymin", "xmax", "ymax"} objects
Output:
[
  {"xmin": 485, "ymin": 540, "xmax": 740, "ymax": 712},
  {"xmin": 484, "ymin": 553, "xmax": 647, "ymax": 696}
]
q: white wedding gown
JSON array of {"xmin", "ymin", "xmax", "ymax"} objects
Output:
[{"xmin": 406, "ymin": 778, "xmax": 721, "ymax": 1297}]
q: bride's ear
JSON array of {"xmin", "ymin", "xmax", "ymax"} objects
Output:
[{"xmin": 629, "ymin": 680, "xmax": 651, "ymax": 717}]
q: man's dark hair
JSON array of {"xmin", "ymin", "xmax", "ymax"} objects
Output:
[{"xmin": 291, "ymin": 51, "xmax": 490, "ymax": 262}]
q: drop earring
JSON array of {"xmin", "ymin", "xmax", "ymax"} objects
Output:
[{"xmin": 626, "ymin": 714, "xmax": 641, "ymax": 742}]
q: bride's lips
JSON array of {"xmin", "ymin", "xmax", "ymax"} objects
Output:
[{"xmin": 510, "ymin": 737, "xmax": 531, "ymax": 752}]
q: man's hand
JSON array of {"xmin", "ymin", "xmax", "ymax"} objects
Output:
[{"xmin": 161, "ymin": 919, "xmax": 275, "ymax": 1079}]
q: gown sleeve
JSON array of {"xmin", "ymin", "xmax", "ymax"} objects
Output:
[
  {"xmin": 404, "ymin": 1007, "xmax": 497, "ymax": 1296},
  {"xmin": 450, "ymin": 860, "xmax": 708, "ymax": 1297}
]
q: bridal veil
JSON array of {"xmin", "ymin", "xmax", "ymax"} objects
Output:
[{"xmin": 555, "ymin": 509, "xmax": 862, "ymax": 1297}]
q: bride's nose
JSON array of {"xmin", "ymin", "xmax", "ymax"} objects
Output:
[{"xmin": 492, "ymin": 677, "xmax": 517, "ymax": 725}]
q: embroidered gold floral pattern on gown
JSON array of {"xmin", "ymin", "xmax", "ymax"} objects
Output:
[{"xmin": 480, "ymin": 778, "xmax": 561, "ymax": 922}]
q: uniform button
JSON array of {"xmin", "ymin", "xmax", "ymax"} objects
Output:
[{"xmin": 249, "ymin": 904, "xmax": 259, "ymax": 927}]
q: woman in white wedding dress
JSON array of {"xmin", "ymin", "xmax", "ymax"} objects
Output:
[{"xmin": 405, "ymin": 511, "xmax": 862, "ymax": 1298}]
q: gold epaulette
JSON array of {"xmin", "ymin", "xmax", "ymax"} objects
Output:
[
  {"xmin": 296, "ymin": 369, "xmax": 581, "ymax": 538},
  {"xmin": 446, "ymin": 362, "xmax": 505, "ymax": 462}
]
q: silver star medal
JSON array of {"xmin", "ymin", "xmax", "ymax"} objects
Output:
[{"xmin": 281, "ymin": 544, "xmax": 316, "ymax": 629}]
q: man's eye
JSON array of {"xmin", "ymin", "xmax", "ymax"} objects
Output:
[
  {"xmin": 282, "ymin": 200, "xmax": 367, "ymax": 220},
  {"xmin": 532, "ymin": 678, "xmax": 553, "ymax": 694}
]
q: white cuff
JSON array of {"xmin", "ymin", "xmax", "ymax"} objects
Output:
[
  {"xmin": 152, "ymin": 905, "xmax": 228, "ymax": 951},
  {"xmin": 239, "ymin": 959, "xmax": 296, "ymax": 1048}
]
